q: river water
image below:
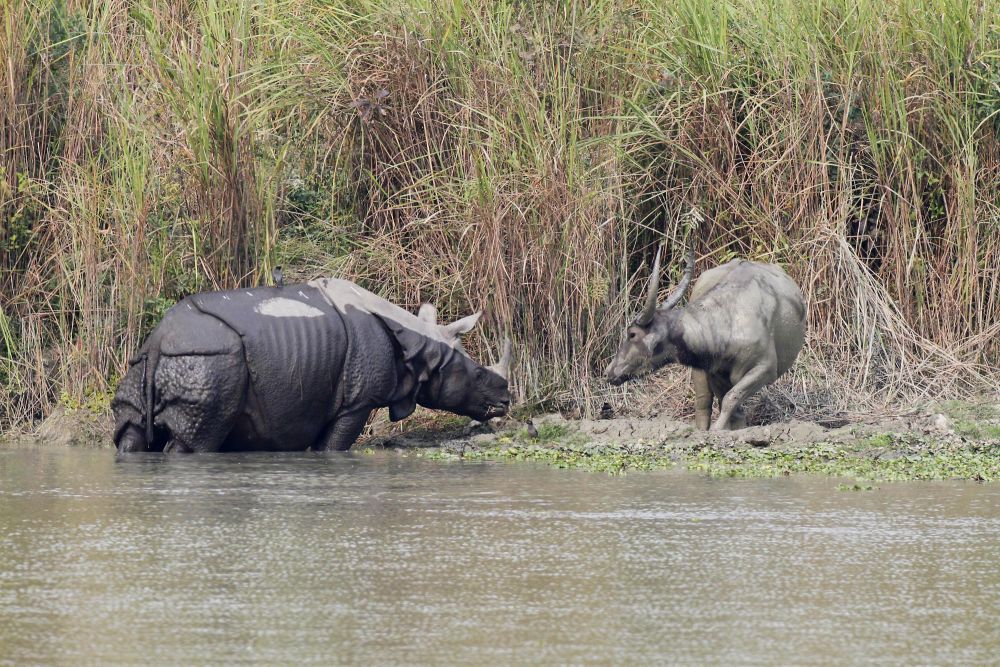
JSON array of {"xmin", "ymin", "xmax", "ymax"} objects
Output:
[{"xmin": 0, "ymin": 449, "xmax": 997, "ymax": 665}]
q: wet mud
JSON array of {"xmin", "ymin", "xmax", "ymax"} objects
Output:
[{"xmin": 365, "ymin": 405, "xmax": 1000, "ymax": 481}]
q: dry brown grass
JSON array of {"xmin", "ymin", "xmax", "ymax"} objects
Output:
[{"xmin": 2, "ymin": 0, "xmax": 999, "ymax": 432}]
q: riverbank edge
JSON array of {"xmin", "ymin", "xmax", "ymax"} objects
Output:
[
  {"xmin": 364, "ymin": 407, "xmax": 1000, "ymax": 483},
  {"xmin": 3, "ymin": 403, "xmax": 999, "ymax": 483}
]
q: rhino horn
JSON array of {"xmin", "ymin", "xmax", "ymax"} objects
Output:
[
  {"xmin": 489, "ymin": 337, "xmax": 513, "ymax": 380},
  {"xmin": 635, "ymin": 247, "xmax": 662, "ymax": 326},
  {"xmin": 442, "ymin": 311, "xmax": 482, "ymax": 339},
  {"xmin": 660, "ymin": 248, "xmax": 696, "ymax": 311},
  {"xmin": 417, "ymin": 303, "xmax": 437, "ymax": 324}
]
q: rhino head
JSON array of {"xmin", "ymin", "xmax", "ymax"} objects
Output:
[
  {"xmin": 606, "ymin": 247, "xmax": 696, "ymax": 385},
  {"xmin": 375, "ymin": 308, "xmax": 512, "ymax": 422}
]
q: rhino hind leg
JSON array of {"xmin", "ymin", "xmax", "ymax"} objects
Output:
[
  {"xmin": 116, "ymin": 424, "xmax": 148, "ymax": 452},
  {"xmin": 113, "ymin": 362, "xmax": 152, "ymax": 451},
  {"xmin": 154, "ymin": 353, "xmax": 247, "ymax": 453}
]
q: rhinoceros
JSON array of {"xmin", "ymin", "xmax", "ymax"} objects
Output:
[
  {"xmin": 112, "ymin": 278, "xmax": 512, "ymax": 452},
  {"xmin": 605, "ymin": 249, "xmax": 806, "ymax": 431}
]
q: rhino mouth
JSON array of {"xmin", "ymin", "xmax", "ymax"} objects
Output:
[{"xmin": 484, "ymin": 402, "xmax": 509, "ymax": 419}]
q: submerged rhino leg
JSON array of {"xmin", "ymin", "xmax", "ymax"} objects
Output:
[
  {"xmin": 116, "ymin": 424, "xmax": 148, "ymax": 453},
  {"xmin": 163, "ymin": 439, "xmax": 193, "ymax": 454},
  {"xmin": 154, "ymin": 352, "xmax": 247, "ymax": 453},
  {"xmin": 113, "ymin": 362, "xmax": 153, "ymax": 451}
]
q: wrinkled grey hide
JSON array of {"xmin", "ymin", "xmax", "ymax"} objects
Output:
[
  {"xmin": 113, "ymin": 279, "xmax": 511, "ymax": 453},
  {"xmin": 606, "ymin": 252, "xmax": 806, "ymax": 431}
]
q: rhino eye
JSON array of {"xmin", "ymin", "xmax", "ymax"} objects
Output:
[{"xmin": 628, "ymin": 331, "xmax": 638, "ymax": 340}]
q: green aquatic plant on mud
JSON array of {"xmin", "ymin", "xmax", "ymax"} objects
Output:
[
  {"xmin": 686, "ymin": 441, "xmax": 1000, "ymax": 482},
  {"xmin": 463, "ymin": 442, "xmax": 675, "ymax": 475},
  {"xmin": 442, "ymin": 420, "xmax": 674, "ymax": 474},
  {"xmin": 427, "ymin": 417, "xmax": 1000, "ymax": 482}
]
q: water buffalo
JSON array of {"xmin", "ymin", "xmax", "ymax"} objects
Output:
[
  {"xmin": 606, "ymin": 249, "xmax": 806, "ymax": 431},
  {"xmin": 113, "ymin": 278, "xmax": 511, "ymax": 452}
]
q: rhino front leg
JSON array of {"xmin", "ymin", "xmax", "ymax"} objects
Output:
[{"xmin": 314, "ymin": 409, "xmax": 371, "ymax": 452}]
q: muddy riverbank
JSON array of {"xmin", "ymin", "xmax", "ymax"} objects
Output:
[
  {"xmin": 5, "ymin": 401, "xmax": 999, "ymax": 482},
  {"xmin": 364, "ymin": 403, "xmax": 1000, "ymax": 482}
]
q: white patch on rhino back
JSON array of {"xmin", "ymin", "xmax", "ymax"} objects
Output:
[{"xmin": 255, "ymin": 297, "xmax": 325, "ymax": 318}]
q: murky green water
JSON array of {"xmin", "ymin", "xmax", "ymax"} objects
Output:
[{"xmin": 1, "ymin": 449, "xmax": 998, "ymax": 665}]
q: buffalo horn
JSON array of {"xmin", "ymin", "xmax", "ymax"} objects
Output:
[
  {"xmin": 660, "ymin": 248, "xmax": 696, "ymax": 311},
  {"xmin": 635, "ymin": 247, "xmax": 662, "ymax": 326}
]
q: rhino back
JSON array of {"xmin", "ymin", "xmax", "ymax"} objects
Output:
[{"xmin": 190, "ymin": 285, "xmax": 349, "ymax": 448}]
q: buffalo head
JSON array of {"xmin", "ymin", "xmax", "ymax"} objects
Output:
[{"xmin": 605, "ymin": 247, "xmax": 695, "ymax": 385}]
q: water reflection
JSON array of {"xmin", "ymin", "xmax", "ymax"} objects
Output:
[{"xmin": 1, "ymin": 450, "xmax": 997, "ymax": 664}]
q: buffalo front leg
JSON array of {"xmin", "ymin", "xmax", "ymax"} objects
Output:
[
  {"xmin": 314, "ymin": 409, "xmax": 372, "ymax": 452},
  {"xmin": 710, "ymin": 362, "xmax": 776, "ymax": 432},
  {"xmin": 692, "ymin": 369, "xmax": 713, "ymax": 430}
]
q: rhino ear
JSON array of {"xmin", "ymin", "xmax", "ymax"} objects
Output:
[
  {"xmin": 373, "ymin": 314, "xmax": 426, "ymax": 362},
  {"xmin": 373, "ymin": 311, "xmax": 447, "ymax": 384},
  {"xmin": 442, "ymin": 311, "xmax": 482, "ymax": 340},
  {"xmin": 417, "ymin": 303, "xmax": 438, "ymax": 325}
]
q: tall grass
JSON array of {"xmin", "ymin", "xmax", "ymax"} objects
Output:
[{"xmin": 2, "ymin": 0, "xmax": 998, "ymax": 429}]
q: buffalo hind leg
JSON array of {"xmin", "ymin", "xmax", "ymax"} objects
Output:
[
  {"xmin": 711, "ymin": 362, "xmax": 776, "ymax": 432},
  {"xmin": 314, "ymin": 410, "xmax": 372, "ymax": 452},
  {"xmin": 692, "ymin": 370, "xmax": 713, "ymax": 430},
  {"xmin": 707, "ymin": 374, "xmax": 747, "ymax": 431}
]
